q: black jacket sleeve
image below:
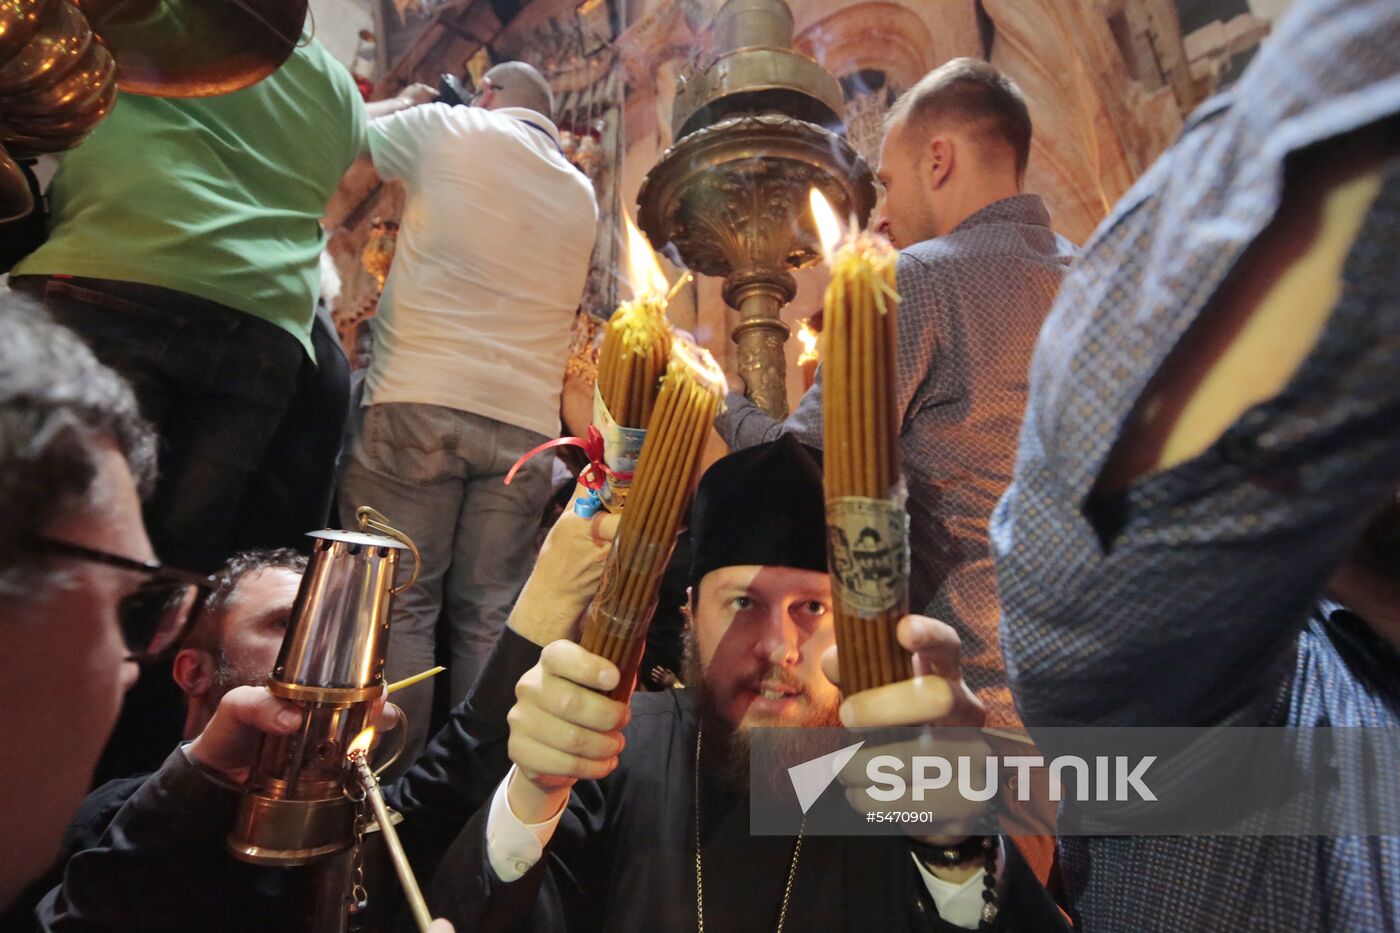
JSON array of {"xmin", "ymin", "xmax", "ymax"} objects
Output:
[
  {"xmin": 424, "ymin": 777, "xmax": 611, "ymax": 933},
  {"xmin": 389, "ymin": 626, "xmax": 543, "ymax": 879},
  {"xmin": 34, "ymin": 629, "xmax": 543, "ymax": 932}
]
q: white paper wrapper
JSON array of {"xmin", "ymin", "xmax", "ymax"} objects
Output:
[{"xmin": 593, "ymin": 384, "xmax": 647, "ymax": 511}]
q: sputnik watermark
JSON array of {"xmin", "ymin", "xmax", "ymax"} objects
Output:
[
  {"xmin": 754, "ymin": 726, "xmax": 1400, "ymax": 836},
  {"xmin": 863, "ymin": 753, "xmax": 1156, "ymax": 805},
  {"xmin": 786, "ymin": 742, "xmax": 1156, "ymax": 815}
]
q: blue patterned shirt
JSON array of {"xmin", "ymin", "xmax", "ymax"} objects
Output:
[
  {"xmin": 716, "ymin": 194, "xmax": 1076, "ymax": 725},
  {"xmin": 991, "ymin": 0, "xmax": 1400, "ymax": 926}
]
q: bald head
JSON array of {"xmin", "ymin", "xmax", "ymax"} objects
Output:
[{"xmin": 479, "ymin": 62, "xmax": 554, "ymax": 118}]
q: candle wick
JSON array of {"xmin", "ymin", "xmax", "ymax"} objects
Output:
[{"xmin": 665, "ymin": 270, "xmax": 693, "ymax": 305}]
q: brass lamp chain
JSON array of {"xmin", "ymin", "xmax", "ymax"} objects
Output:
[
  {"xmin": 347, "ymin": 792, "xmax": 370, "ymax": 917},
  {"xmin": 694, "ymin": 728, "xmax": 804, "ymax": 933}
]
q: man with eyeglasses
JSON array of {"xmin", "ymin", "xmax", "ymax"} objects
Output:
[
  {"xmin": 0, "ymin": 294, "xmax": 198, "ymax": 909},
  {"xmin": 0, "ymin": 297, "xmax": 445, "ymax": 924},
  {"xmin": 1, "ymin": 549, "xmax": 302, "ymax": 926}
]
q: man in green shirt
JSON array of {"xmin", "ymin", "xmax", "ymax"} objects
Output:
[{"xmin": 11, "ymin": 32, "xmax": 366, "ymax": 778}]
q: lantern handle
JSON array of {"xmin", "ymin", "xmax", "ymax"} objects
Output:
[{"xmin": 356, "ymin": 506, "xmax": 422, "ymax": 595}]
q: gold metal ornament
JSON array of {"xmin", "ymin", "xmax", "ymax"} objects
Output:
[
  {"xmin": 636, "ymin": 0, "xmax": 876, "ymax": 419},
  {"xmin": 0, "ymin": 0, "xmax": 309, "ymax": 221},
  {"xmin": 77, "ymin": 0, "xmax": 307, "ymax": 98}
]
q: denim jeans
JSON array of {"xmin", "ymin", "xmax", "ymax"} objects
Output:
[{"xmin": 338, "ymin": 402, "xmax": 553, "ymax": 771}]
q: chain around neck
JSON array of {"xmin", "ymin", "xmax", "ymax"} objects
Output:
[{"xmin": 694, "ymin": 727, "xmax": 805, "ymax": 933}]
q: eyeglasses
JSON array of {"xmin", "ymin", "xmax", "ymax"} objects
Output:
[{"xmin": 38, "ymin": 539, "xmax": 216, "ymax": 662}]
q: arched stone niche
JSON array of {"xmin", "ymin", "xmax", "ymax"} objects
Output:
[
  {"xmin": 982, "ymin": 0, "xmax": 1184, "ymax": 242},
  {"xmin": 792, "ymin": 2, "xmax": 939, "ymax": 93},
  {"xmin": 792, "ymin": 0, "xmax": 983, "ymax": 81}
]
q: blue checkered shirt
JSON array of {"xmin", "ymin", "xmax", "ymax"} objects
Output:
[
  {"xmin": 716, "ymin": 194, "xmax": 1075, "ymax": 726},
  {"xmin": 991, "ymin": 0, "xmax": 1400, "ymax": 927}
]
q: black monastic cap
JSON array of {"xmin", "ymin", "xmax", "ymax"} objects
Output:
[{"xmin": 688, "ymin": 434, "xmax": 828, "ymax": 590}]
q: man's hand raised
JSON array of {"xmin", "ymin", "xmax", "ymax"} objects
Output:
[
  {"xmin": 505, "ymin": 640, "xmax": 629, "ymax": 824},
  {"xmin": 396, "ymin": 82, "xmax": 439, "ymax": 107},
  {"xmin": 821, "ymin": 615, "xmax": 991, "ymax": 844},
  {"xmin": 823, "ymin": 614, "xmax": 985, "ymax": 730}
]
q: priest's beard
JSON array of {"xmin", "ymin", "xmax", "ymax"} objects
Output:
[{"xmin": 683, "ymin": 632, "xmax": 842, "ymax": 797}]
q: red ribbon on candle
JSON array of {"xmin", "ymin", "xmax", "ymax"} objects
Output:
[{"xmin": 504, "ymin": 424, "xmax": 634, "ymax": 491}]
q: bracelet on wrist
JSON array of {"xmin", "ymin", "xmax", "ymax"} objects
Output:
[{"xmin": 908, "ymin": 834, "xmax": 995, "ymax": 868}]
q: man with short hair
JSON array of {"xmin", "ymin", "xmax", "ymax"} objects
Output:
[
  {"xmin": 0, "ymin": 294, "xmax": 159, "ymax": 912},
  {"xmin": 4, "ymin": 550, "xmax": 307, "ymax": 928},
  {"xmin": 717, "ymin": 59, "xmax": 1076, "ymax": 725},
  {"xmin": 27, "ymin": 493, "xmax": 619, "ymax": 932},
  {"xmin": 170, "ymin": 549, "xmax": 307, "ymax": 740},
  {"xmin": 428, "ymin": 437, "xmax": 1067, "ymax": 931},
  {"xmin": 31, "ymin": 441, "xmax": 1060, "ymax": 932},
  {"xmin": 341, "ymin": 60, "xmax": 600, "ymax": 765},
  {"xmin": 26, "ymin": 538, "xmax": 458, "ymax": 932}
]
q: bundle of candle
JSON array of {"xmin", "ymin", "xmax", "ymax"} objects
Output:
[
  {"xmin": 587, "ymin": 212, "xmax": 681, "ymax": 511},
  {"xmin": 811, "ymin": 189, "xmax": 913, "ymax": 695},
  {"xmin": 595, "ymin": 297, "xmax": 672, "ymax": 428},
  {"xmin": 580, "ymin": 337, "xmax": 726, "ymax": 701}
]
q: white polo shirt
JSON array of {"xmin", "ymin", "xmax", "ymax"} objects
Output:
[{"xmin": 365, "ymin": 103, "xmax": 599, "ymax": 437}]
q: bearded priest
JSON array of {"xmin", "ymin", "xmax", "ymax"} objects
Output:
[{"xmin": 426, "ymin": 436, "xmax": 1067, "ymax": 932}]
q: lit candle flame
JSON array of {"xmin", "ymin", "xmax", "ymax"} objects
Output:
[
  {"xmin": 796, "ymin": 318, "xmax": 820, "ymax": 366},
  {"xmin": 624, "ymin": 209, "xmax": 670, "ymax": 301},
  {"xmin": 809, "ymin": 188, "xmax": 843, "ymax": 262},
  {"xmin": 347, "ymin": 726, "xmax": 375, "ymax": 759}
]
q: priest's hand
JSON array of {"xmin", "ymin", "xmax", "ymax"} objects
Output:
[
  {"xmin": 823, "ymin": 614, "xmax": 984, "ymax": 730},
  {"xmin": 507, "ymin": 498, "xmax": 620, "ymax": 646},
  {"xmin": 506, "ymin": 640, "xmax": 629, "ymax": 823},
  {"xmin": 821, "ymin": 614, "xmax": 991, "ymax": 843}
]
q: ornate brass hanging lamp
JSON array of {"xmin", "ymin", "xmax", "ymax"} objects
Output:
[{"xmin": 636, "ymin": 0, "xmax": 876, "ymax": 418}]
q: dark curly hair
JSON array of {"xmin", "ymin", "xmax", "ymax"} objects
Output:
[
  {"xmin": 0, "ymin": 293, "xmax": 156, "ymax": 597},
  {"xmin": 181, "ymin": 548, "xmax": 309, "ymax": 655}
]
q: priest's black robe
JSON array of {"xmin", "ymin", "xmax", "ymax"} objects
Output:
[{"xmin": 426, "ymin": 683, "xmax": 1069, "ymax": 933}]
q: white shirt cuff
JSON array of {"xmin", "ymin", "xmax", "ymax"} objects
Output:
[
  {"xmin": 910, "ymin": 838, "xmax": 1005, "ymax": 929},
  {"xmin": 485, "ymin": 765, "xmax": 568, "ymax": 883}
]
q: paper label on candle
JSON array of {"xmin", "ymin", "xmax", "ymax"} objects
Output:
[
  {"xmin": 593, "ymin": 384, "xmax": 647, "ymax": 511},
  {"xmin": 825, "ymin": 496, "xmax": 910, "ymax": 617}
]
